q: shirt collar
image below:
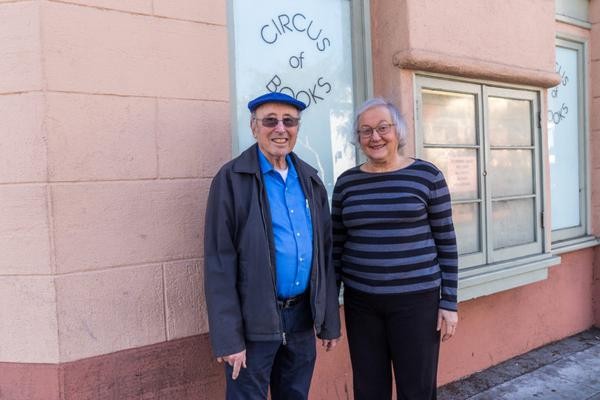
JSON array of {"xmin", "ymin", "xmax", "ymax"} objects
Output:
[{"xmin": 257, "ymin": 148, "xmax": 298, "ymax": 178}]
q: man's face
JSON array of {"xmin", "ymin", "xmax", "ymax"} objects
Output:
[{"xmin": 251, "ymin": 102, "xmax": 300, "ymax": 166}]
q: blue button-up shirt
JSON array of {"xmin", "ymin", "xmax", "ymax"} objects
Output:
[{"xmin": 258, "ymin": 149, "xmax": 313, "ymax": 299}]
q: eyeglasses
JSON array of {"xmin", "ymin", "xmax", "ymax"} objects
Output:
[
  {"xmin": 254, "ymin": 116, "xmax": 300, "ymax": 128},
  {"xmin": 357, "ymin": 123, "xmax": 395, "ymax": 140}
]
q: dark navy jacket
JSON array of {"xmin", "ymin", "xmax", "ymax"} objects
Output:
[{"xmin": 203, "ymin": 144, "xmax": 341, "ymax": 357}]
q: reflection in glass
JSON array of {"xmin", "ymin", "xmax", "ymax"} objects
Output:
[
  {"xmin": 492, "ymin": 198, "xmax": 535, "ymax": 249},
  {"xmin": 488, "ymin": 97, "xmax": 532, "ymax": 146},
  {"xmin": 232, "ymin": 0, "xmax": 356, "ymax": 198},
  {"xmin": 548, "ymin": 46, "xmax": 581, "ymax": 230},
  {"xmin": 452, "ymin": 203, "xmax": 480, "ymax": 256},
  {"xmin": 422, "ymin": 148, "xmax": 478, "ymax": 201},
  {"xmin": 489, "ymin": 149, "xmax": 533, "ymax": 197},
  {"xmin": 422, "ymin": 90, "xmax": 477, "ymax": 145}
]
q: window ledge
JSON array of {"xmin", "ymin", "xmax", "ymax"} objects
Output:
[
  {"xmin": 458, "ymin": 254, "xmax": 562, "ymax": 302},
  {"xmin": 552, "ymin": 235, "xmax": 600, "ymax": 255}
]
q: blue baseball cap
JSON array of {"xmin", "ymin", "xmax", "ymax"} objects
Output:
[{"xmin": 247, "ymin": 92, "xmax": 307, "ymax": 112}]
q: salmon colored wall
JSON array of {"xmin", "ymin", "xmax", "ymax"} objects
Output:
[
  {"xmin": 438, "ymin": 249, "xmax": 596, "ymax": 384},
  {"xmin": 0, "ymin": 0, "xmax": 229, "ymax": 366}
]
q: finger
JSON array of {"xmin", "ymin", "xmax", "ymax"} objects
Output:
[
  {"xmin": 217, "ymin": 357, "xmax": 223, "ymax": 363},
  {"xmin": 232, "ymin": 360, "xmax": 242, "ymax": 380},
  {"xmin": 242, "ymin": 358, "xmax": 247, "ymax": 369},
  {"xmin": 437, "ymin": 312, "xmax": 442, "ymax": 331}
]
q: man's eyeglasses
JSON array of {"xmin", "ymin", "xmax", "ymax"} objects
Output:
[
  {"xmin": 254, "ymin": 116, "xmax": 300, "ymax": 128},
  {"xmin": 357, "ymin": 123, "xmax": 395, "ymax": 140}
]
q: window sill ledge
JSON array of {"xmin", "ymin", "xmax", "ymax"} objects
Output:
[
  {"xmin": 458, "ymin": 254, "xmax": 562, "ymax": 302},
  {"xmin": 551, "ymin": 235, "xmax": 600, "ymax": 255}
]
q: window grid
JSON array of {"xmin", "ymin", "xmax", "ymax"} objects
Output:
[{"xmin": 417, "ymin": 76, "xmax": 543, "ymax": 270}]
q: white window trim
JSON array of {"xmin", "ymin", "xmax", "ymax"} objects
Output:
[{"xmin": 414, "ymin": 73, "xmax": 561, "ymax": 302}]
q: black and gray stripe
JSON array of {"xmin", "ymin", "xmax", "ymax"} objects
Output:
[{"xmin": 332, "ymin": 159, "xmax": 458, "ymax": 311}]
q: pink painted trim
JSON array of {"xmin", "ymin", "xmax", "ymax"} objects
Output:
[{"xmin": 393, "ymin": 49, "xmax": 561, "ymax": 88}]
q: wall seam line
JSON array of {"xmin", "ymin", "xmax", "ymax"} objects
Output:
[{"xmin": 45, "ymin": 0, "xmax": 225, "ymax": 27}]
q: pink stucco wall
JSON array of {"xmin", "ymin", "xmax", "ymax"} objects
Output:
[{"xmin": 439, "ymin": 249, "xmax": 596, "ymax": 384}]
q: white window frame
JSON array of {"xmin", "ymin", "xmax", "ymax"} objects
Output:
[
  {"xmin": 415, "ymin": 75, "xmax": 561, "ymax": 301},
  {"xmin": 549, "ymin": 36, "xmax": 599, "ymax": 253}
]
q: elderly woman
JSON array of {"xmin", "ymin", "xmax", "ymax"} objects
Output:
[{"xmin": 332, "ymin": 98, "xmax": 458, "ymax": 400}]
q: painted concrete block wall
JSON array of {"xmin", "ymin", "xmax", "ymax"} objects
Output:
[
  {"xmin": 438, "ymin": 249, "xmax": 597, "ymax": 384},
  {"xmin": 0, "ymin": 0, "xmax": 58, "ymax": 365},
  {"xmin": 41, "ymin": 0, "xmax": 230, "ymax": 363},
  {"xmin": 0, "ymin": 0, "xmax": 230, "ymax": 366}
]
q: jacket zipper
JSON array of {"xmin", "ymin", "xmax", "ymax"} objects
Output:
[{"xmin": 256, "ymin": 174, "xmax": 287, "ymax": 345}]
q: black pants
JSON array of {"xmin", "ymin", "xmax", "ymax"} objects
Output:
[
  {"xmin": 225, "ymin": 297, "xmax": 316, "ymax": 400},
  {"xmin": 344, "ymin": 287, "xmax": 440, "ymax": 400}
]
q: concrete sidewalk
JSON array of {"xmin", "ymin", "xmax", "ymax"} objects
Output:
[{"xmin": 438, "ymin": 327, "xmax": 600, "ymax": 400}]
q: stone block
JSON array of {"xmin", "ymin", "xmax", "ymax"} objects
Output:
[
  {"xmin": 0, "ymin": 2, "xmax": 42, "ymax": 93},
  {"xmin": 0, "ymin": 185, "xmax": 51, "ymax": 275},
  {"xmin": 43, "ymin": 1, "xmax": 229, "ymax": 100},
  {"xmin": 0, "ymin": 93, "xmax": 46, "ymax": 183},
  {"xmin": 164, "ymin": 259, "xmax": 208, "ymax": 340},
  {"xmin": 157, "ymin": 99, "xmax": 231, "ymax": 178},
  {"xmin": 46, "ymin": 93, "xmax": 157, "ymax": 181},
  {"xmin": 0, "ymin": 276, "xmax": 58, "ymax": 363},
  {"xmin": 152, "ymin": 17, "xmax": 229, "ymax": 100},
  {"xmin": 56, "ymin": 264, "xmax": 165, "ymax": 361},
  {"xmin": 52, "ymin": 180, "xmax": 209, "ymax": 273},
  {"xmin": 43, "ymin": 2, "xmax": 156, "ymax": 96}
]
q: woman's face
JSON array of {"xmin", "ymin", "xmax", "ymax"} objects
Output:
[{"xmin": 357, "ymin": 105, "xmax": 399, "ymax": 165}]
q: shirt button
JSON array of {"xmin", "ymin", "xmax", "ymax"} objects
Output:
[
  {"xmin": 296, "ymin": 232, "xmax": 300, "ymax": 237},
  {"xmin": 299, "ymin": 257, "xmax": 303, "ymax": 262},
  {"xmin": 295, "ymin": 281, "xmax": 300, "ymax": 286},
  {"xmin": 290, "ymin": 209, "xmax": 294, "ymax": 213}
]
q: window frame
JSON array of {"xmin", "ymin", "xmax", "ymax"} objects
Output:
[
  {"xmin": 483, "ymin": 86, "xmax": 543, "ymax": 263},
  {"xmin": 549, "ymin": 36, "xmax": 596, "ymax": 251},
  {"xmin": 415, "ymin": 74, "xmax": 560, "ymax": 301},
  {"xmin": 226, "ymin": 0, "xmax": 373, "ymax": 191}
]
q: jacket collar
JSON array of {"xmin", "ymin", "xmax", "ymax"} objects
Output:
[{"xmin": 232, "ymin": 143, "xmax": 319, "ymax": 180}]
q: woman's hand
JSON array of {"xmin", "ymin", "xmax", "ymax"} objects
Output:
[{"xmin": 437, "ymin": 309, "xmax": 458, "ymax": 342}]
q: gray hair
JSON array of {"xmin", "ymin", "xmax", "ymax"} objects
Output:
[{"xmin": 353, "ymin": 98, "xmax": 407, "ymax": 149}]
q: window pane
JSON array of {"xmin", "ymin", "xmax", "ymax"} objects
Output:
[
  {"xmin": 232, "ymin": 0, "xmax": 356, "ymax": 197},
  {"xmin": 548, "ymin": 45, "xmax": 581, "ymax": 231},
  {"xmin": 492, "ymin": 198, "xmax": 535, "ymax": 249},
  {"xmin": 422, "ymin": 90, "xmax": 477, "ymax": 145},
  {"xmin": 489, "ymin": 149, "xmax": 533, "ymax": 197},
  {"xmin": 422, "ymin": 148, "xmax": 478, "ymax": 201},
  {"xmin": 453, "ymin": 203, "xmax": 481, "ymax": 255},
  {"xmin": 488, "ymin": 97, "xmax": 532, "ymax": 146}
]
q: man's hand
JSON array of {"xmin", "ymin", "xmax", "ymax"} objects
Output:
[
  {"xmin": 217, "ymin": 350, "xmax": 247, "ymax": 380},
  {"xmin": 437, "ymin": 309, "xmax": 458, "ymax": 342},
  {"xmin": 321, "ymin": 338, "xmax": 340, "ymax": 352}
]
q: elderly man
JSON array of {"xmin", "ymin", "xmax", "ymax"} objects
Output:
[{"xmin": 204, "ymin": 92, "xmax": 341, "ymax": 400}]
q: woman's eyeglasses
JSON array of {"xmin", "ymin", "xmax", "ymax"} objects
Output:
[
  {"xmin": 254, "ymin": 117, "xmax": 300, "ymax": 128},
  {"xmin": 357, "ymin": 123, "xmax": 395, "ymax": 140}
]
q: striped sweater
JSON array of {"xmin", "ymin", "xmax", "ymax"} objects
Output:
[{"xmin": 332, "ymin": 159, "xmax": 458, "ymax": 311}]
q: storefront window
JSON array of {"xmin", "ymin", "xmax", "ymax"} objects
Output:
[
  {"xmin": 416, "ymin": 77, "xmax": 543, "ymax": 271},
  {"xmin": 548, "ymin": 38, "xmax": 588, "ymax": 243},
  {"xmin": 229, "ymin": 0, "xmax": 368, "ymax": 195}
]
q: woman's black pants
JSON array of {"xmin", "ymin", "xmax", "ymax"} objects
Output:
[{"xmin": 344, "ymin": 286, "xmax": 441, "ymax": 400}]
